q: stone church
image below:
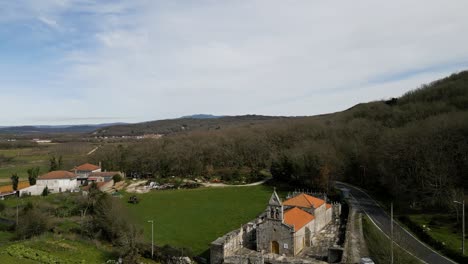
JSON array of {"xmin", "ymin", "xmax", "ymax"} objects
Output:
[
  {"xmin": 210, "ymin": 190, "xmax": 339, "ymax": 264},
  {"xmin": 256, "ymin": 190, "xmax": 333, "ymax": 256}
]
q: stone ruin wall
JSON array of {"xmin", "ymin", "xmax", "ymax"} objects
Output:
[{"xmin": 211, "ymin": 216, "xmax": 264, "ymax": 264}]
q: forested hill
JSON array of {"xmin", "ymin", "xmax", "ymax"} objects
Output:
[
  {"xmin": 91, "ymin": 70, "xmax": 468, "ymax": 210},
  {"xmin": 93, "ymin": 115, "xmax": 289, "ymax": 136},
  {"xmin": 336, "ymin": 70, "xmax": 468, "ymax": 126}
]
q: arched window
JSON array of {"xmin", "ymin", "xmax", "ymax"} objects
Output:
[
  {"xmin": 270, "ymin": 207, "xmax": 275, "ymax": 218},
  {"xmin": 275, "ymin": 208, "xmax": 279, "ymax": 219}
]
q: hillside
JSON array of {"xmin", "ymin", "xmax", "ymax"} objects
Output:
[
  {"xmin": 91, "ymin": 70, "xmax": 468, "ymax": 211},
  {"xmin": 93, "ymin": 115, "xmax": 289, "ymax": 136}
]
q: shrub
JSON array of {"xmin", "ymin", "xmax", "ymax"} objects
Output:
[
  {"xmin": 16, "ymin": 208, "xmax": 51, "ymax": 239},
  {"xmin": 42, "ymin": 186, "xmax": 49, "ymax": 196},
  {"xmin": 112, "ymin": 174, "xmax": 123, "ymax": 183}
]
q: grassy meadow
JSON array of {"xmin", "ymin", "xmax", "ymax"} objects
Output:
[
  {"xmin": 0, "ymin": 142, "xmax": 96, "ymax": 183},
  {"xmin": 408, "ymin": 214, "xmax": 466, "ymax": 254},
  {"xmin": 124, "ymin": 185, "xmax": 274, "ymax": 256},
  {"xmin": 0, "ymin": 234, "xmax": 114, "ymax": 263}
]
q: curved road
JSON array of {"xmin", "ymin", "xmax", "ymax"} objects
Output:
[{"xmin": 335, "ymin": 181, "xmax": 456, "ymax": 264}]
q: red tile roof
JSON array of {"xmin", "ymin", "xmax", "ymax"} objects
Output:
[
  {"xmin": 284, "ymin": 207, "xmax": 315, "ymax": 231},
  {"xmin": 89, "ymin": 171, "xmax": 120, "ymax": 177},
  {"xmin": 283, "ymin": 193, "xmax": 325, "ymax": 209},
  {"xmin": 39, "ymin": 171, "xmax": 77, "ymax": 180},
  {"xmin": 73, "ymin": 163, "xmax": 100, "ymax": 171},
  {"xmin": 326, "ymin": 203, "xmax": 332, "ymax": 209}
]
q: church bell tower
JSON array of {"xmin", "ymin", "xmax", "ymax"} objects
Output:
[{"xmin": 267, "ymin": 189, "xmax": 283, "ymax": 221}]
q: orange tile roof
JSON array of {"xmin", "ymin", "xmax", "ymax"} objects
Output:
[
  {"xmin": 0, "ymin": 181, "xmax": 30, "ymax": 193},
  {"xmin": 39, "ymin": 171, "xmax": 76, "ymax": 180},
  {"xmin": 73, "ymin": 163, "xmax": 100, "ymax": 171},
  {"xmin": 326, "ymin": 203, "xmax": 332, "ymax": 209},
  {"xmin": 283, "ymin": 193, "xmax": 325, "ymax": 209},
  {"xmin": 284, "ymin": 207, "xmax": 315, "ymax": 231}
]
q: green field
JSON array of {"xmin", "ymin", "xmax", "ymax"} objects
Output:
[
  {"xmin": 125, "ymin": 185, "xmax": 274, "ymax": 256},
  {"xmin": 362, "ymin": 216, "xmax": 421, "ymax": 264},
  {"xmin": 0, "ymin": 234, "xmax": 113, "ymax": 263},
  {"xmin": 0, "ymin": 143, "xmax": 95, "ymax": 182}
]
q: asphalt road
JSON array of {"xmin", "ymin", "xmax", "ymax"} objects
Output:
[{"xmin": 335, "ymin": 181, "xmax": 456, "ymax": 264}]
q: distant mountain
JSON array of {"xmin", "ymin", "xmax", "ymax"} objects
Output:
[
  {"xmin": 180, "ymin": 114, "xmax": 224, "ymax": 119},
  {"xmin": 0, "ymin": 123, "xmax": 127, "ymax": 134},
  {"xmin": 93, "ymin": 115, "xmax": 288, "ymax": 136}
]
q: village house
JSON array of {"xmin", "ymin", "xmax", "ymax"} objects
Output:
[
  {"xmin": 20, "ymin": 171, "xmax": 78, "ymax": 196},
  {"xmin": 210, "ymin": 190, "xmax": 341, "ymax": 264},
  {"xmin": 71, "ymin": 163, "xmax": 102, "ymax": 185}
]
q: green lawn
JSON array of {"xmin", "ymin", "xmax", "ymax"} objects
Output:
[
  {"xmin": 408, "ymin": 214, "xmax": 465, "ymax": 253},
  {"xmin": 362, "ymin": 216, "xmax": 421, "ymax": 264},
  {"xmin": 124, "ymin": 185, "xmax": 274, "ymax": 256}
]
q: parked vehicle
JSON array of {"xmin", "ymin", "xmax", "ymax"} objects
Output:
[{"xmin": 128, "ymin": 195, "xmax": 139, "ymax": 204}]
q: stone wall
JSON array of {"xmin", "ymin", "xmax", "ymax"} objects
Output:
[
  {"xmin": 332, "ymin": 202, "xmax": 341, "ymax": 220},
  {"xmin": 211, "ymin": 228, "xmax": 243, "ymax": 264},
  {"xmin": 313, "ymin": 204, "xmax": 327, "ymax": 231},
  {"xmin": 210, "ymin": 217, "xmax": 263, "ymax": 264}
]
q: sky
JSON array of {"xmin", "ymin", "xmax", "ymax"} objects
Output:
[{"xmin": 1, "ymin": 0, "xmax": 468, "ymax": 126}]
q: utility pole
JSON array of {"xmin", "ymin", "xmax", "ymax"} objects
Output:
[
  {"xmin": 148, "ymin": 220, "xmax": 154, "ymax": 259},
  {"xmin": 454, "ymin": 200, "xmax": 465, "ymax": 255},
  {"xmin": 391, "ymin": 202, "xmax": 394, "ymax": 264}
]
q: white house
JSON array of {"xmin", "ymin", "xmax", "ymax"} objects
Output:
[
  {"xmin": 20, "ymin": 171, "xmax": 78, "ymax": 196},
  {"xmin": 71, "ymin": 163, "xmax": 102, "ymax": 185}
]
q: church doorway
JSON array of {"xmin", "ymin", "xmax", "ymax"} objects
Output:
[{"xmin": 271, "ymin": 241, "xmax": 279, "ymax": 254}]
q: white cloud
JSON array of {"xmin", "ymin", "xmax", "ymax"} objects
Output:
[
  {"xmin": 38, "ymin": 15, "xmax": 59, "ymax": 29},
  {"xmin": 1, "ymin": 0, "xmax": 468, "ymax": 125}
]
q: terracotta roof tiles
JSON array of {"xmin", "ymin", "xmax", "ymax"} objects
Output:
[
  {"xmin": 284, "ymin": 207, "xmax": 315, "ymax": 231},
  {"xmin": 73, "ymin": 163, "xmax": 100, "ymax": 171},
  {"xmin": 282, "ymin": 193, "xmax": 325, "ymax": 209},
  {"xmin": 39, "ymin": 171, "xmax": 77, "ymax": 180}
]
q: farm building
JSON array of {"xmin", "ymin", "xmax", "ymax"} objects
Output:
[
  {"xmin": 88, "ymin": 171, "xmax": 122, "ymax": 182},
  {"xmin": 19, "ymin": 171, "xmax": 78, "ymax": 196}
]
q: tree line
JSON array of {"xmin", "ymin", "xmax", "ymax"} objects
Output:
[{"xmin": 91, "ymin": 71, "xmax": 468, "ymax": 211}]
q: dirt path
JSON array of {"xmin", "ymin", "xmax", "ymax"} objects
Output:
[
  {"xmin": 87, "ymin": 146, "xmax": 99, "ymax": 155},
  {"xmin": 200, "ymin": 177, "xmax": 271, "ymax": 187},
  {"xmin": 126, "ymin": 180, "xmax": 150, "ymax": 193},
  {"xmin": 343, "ymin": 204, "xmax": 369, "ymax": 263}
]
